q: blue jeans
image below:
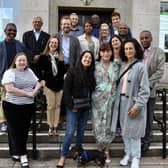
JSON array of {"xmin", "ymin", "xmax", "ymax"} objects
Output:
[{"xmin": 61, "ymin": 108, "xmax": 89, "ymax": 157}]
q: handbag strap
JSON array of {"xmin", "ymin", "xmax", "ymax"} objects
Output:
[{"xmin": 116, "ymin": 60, "xmax": 139, "ymax": 86}]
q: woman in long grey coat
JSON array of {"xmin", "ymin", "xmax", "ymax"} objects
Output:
[{"xmin": 111, "ymin": 39, "xmax": 150, "ymax": 168}]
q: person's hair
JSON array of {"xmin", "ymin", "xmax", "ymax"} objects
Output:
[
  {"xmin": 32, "ymin": 16, "xmax": 43, "ymax": 24},
  {"xmin": 111, "ymin": 12, "xmax": 121, "ymax": 19},
  {"xmin": 120, "ymin": 38, "xmax": 143, "ymax": 62},
  {"xmin": 110, "ymin": 34, "xmax": 122, "ymax": 54},
  {"xmin": 70, "ymin": 13, "xmax": 78, "ymax": 18},
  {"xmin": 60, "ymin": 15, "xmax": 70, "ymax": 23},
  {"xmin": 140, "ymin": 30, "xmax": 152, "ymax": 38},
  {"xmin": 83, "ymin": 19, "xmax": 93, "ymax": 28},
  {"xmin": 110, "ymin": 34, "xmax": 122, "ymax": 46},
  {"xmin": 4, "ymin": 23, "xmax": 17, "ymax": 32},
  {"xmin": 76, "ymin": 50, "xmax": 96, "ymax": 91},
  {"xmin": 43, "ymin": 35, "xmax": 63, "ymax": 61},
  {"xmin": 97, "ymin": 43, "xmax": 114, "ymax": 61},
  {"xmin": 10, "ymin": 52, "xmax": 29, "ymax": 69}
]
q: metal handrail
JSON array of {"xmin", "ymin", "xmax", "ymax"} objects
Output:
[{"xmin": 154, "ymin": 88, "xmax": 167, "ymax": 158}]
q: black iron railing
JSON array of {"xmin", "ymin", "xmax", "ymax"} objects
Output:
[{"xmin": 154, "ymin": 88, "xmax": 167, "ymax": 158}]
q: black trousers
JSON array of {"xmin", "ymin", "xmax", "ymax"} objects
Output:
[
  {"xmin": 142, "ymin": 97, "xmax": 156, "ymax": 144},
  {"xmin": 2, "ymin": 101, "xmax": 35, "ymax": 156}
]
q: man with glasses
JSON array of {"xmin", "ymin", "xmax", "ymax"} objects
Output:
[{"xmin": 0, "ymin": 23, "xmax": 28, "ymax": 134}]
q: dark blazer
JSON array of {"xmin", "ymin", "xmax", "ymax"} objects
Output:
[
  {"xmin": 55, "ymin": 32, "xmax": 80, "ymax": 68},
  {"xmin": 38, "ymin": 54, "xmax": 65, "ymax": 91},
  {"xmin": 0, "ymin": 40, "xmax": 28, "ymax": 85},
  {"xmin": 63, "ymin": 68, "xmax": 91, "ymax": 110},
  {"xmin": 22, "ymin": 30, "xmax": 50, "ymax": 59}
]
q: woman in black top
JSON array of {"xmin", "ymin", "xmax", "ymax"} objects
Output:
[
  {"xmin": 56, "ymin": 50, "xmax": 96, "ymax": 168},
  {"xmin": 38, "ymin": 36, "xmax": 65, "ymax": 136}
]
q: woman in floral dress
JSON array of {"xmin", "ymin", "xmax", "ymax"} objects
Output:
[{"xmin": 92, "ymin": 43, "xmax": 119, "ymax": 163}]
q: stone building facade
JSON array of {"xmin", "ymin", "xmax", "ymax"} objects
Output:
[{"xmin": 18, "ymin": 0, "xmax": 160, "ymax": 46}]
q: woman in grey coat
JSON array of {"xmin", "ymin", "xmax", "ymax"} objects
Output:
[{"xmin": 111, "ymin": 38, "xmax": 150, "ymax": 168}]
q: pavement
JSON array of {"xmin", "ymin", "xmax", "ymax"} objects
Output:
[{"xmin": 0, "ymin": 157, "xmax": 168, "ymax": 168}]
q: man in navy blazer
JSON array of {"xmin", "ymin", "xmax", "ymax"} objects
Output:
[{"xmin": 22, "ymin": 16, "xmax": 50, "ymax": 74}]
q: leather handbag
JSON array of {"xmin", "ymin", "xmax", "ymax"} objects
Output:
[{"xmin": 73, "ymin": 97, "xmax": 91, "ymax": 110}]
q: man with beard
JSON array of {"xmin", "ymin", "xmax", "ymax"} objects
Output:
[{"xmin": 55, "ymin": 16, "xmax": 80, "ymax": 123}]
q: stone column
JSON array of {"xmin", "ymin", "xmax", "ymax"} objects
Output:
[{"xmin": 131, "ymin": 0, "xmax": 160, "ymax": 46}]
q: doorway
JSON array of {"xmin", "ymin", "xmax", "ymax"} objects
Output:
[{"xmin": 58, "ymin": 7, "xmax": 114, "ymax": 29}]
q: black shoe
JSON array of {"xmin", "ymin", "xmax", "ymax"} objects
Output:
[
  {"xmin": 56, "ymin": 165, "xmax": 64, "ymax": 168},
  {"xmin": 141, "ymin": 143, "xmax": 150, "ymax": 153}
]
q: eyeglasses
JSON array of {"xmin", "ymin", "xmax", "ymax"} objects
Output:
[{"xmin": 7, "ymin": 29, "xmax": 17, "ymax": 32}]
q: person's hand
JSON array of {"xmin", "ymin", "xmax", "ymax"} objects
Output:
[
  {"xmin": 27, "ymin": 92, "xmax": 34, "ymax": 98},
  {"xmin": 40, "ymin": 80, "xmax": 46, "ymax": 87},
  {"xmin": 33, "ymin": 55, "xmax": 40, "ymax": 63},
  {"xmin": 72, "ymin": 108, "xmax": 78, "ymax": 112},
  {"xmin": 64, "ymin": 73, "xmax": 67, "ymax": 80},
  {"xmin": 128, "ymin": 107, "xmax": 138, "ymax": 119}
]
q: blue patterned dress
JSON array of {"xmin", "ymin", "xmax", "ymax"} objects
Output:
[{"xmin": 92, "ymin": 60, "xmax": 119, "ymax": 148}]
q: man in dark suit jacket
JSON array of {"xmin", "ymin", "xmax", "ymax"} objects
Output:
[{"xmin": 22, "ymin": 16, "xmax": 50, "ymax": 74}]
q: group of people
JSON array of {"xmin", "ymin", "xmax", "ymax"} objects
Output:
[{"xmin": 0, "ymin": 11, "xmax": 165, "ymax": 168}]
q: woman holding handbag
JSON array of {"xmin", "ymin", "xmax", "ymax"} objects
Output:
[
  {"xmin": 111, "ymin": 38, "xmax": 150, "ymax": 168},
  {"xmin": 56, "ymin": 50, "xmax": 96, "ymax": 168}
]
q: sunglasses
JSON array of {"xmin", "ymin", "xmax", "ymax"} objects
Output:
[{"xmin": 7, "ymin": 29, "xmax": 17, "ymax": 32}]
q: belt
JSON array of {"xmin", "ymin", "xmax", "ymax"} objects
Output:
[{"xmin": 120, "ymin": 93, "xmax": 126, "ymax": 96}]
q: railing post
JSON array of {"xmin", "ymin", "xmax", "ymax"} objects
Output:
[
  {"xmin": 162, "ymin": 89, "xmax": 167, "ymax": 159},
  {"xmin": 32, "ymin": 111, "xmax": 37, "ymax": 159}
]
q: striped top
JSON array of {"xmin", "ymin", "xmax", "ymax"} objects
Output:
[{"xmin": 2, "ymin": 68, "xmax": 38, "ymax": 105}]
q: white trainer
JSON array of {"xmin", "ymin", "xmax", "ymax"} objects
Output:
[
  {"xmin": 120, "ymin": 155, "xmax": 130, "ymax": 166},
  {"xmin": 131, "ymin": 157, "xmax": 140, "ymax": 168}
]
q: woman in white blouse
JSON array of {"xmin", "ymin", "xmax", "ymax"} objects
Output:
[
  {"xmin": 2, "ymin": 52, "xmax": 41, "ymax": 168},
  {"xmin": 78, "ymin": 19, "xmax": 99, "ymax": 59}
]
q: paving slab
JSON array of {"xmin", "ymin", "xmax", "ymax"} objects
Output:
[{"xmin": 0, "ymin": 157, "xmax": 168, "ymax": 168}]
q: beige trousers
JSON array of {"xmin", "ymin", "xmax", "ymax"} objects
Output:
[
  {"xmin": 0, "ymin": 87, "xmax": 6, "ymax": 123},
  {"xmin": 43, "ymin": 87, "xmax": 63, "ymax": 128}
]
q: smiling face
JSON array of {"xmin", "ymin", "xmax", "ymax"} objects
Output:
[
  {"xmin": 139, "ymin": 31, "xmax": 152, "ymax": 49},
  {"xmin": 49, "ymin": 37, "xmax": 59, "ymax": 53},
  {"xmin": 4, "ymin": 24, "xmax": 17, "ymax": 42},
  {"xmin": 70, "ymin": 14, "xmax": 78, "ymax": 27},
  {"xmin": 84, "ymin": 22, "xmax": 93, "ymax": 35},
  {"xmin": 100, "ymin": 23, "xmax": 110, "ymax": 39},
  {"xmin": 81, "ymin": 52, "xmax": 92, "ymax": 69},
  {"xmin": 111, "ymin": 36, "xmax": 121, "ymax": 49},
  {"xmin": 61, "ymin": 18, "xmax": 71, "ymax": 34},
  {"xmin": 124, "ymin": 42, "xmax": 136, "ymax": 61},
  {"xmin": 32, "ymin": 17, "xmax": 43, "ymax": 31},
  {"xmin": 111, "ymin": 15, "xmax": 121, "ymax": 29},
  {"xmin": 100, "ymin": 49, "xmax": 112, "ymax": 63},
  {"xmin": 15, "ymin": 54, "xmax": 28, "ymax": 71}
]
